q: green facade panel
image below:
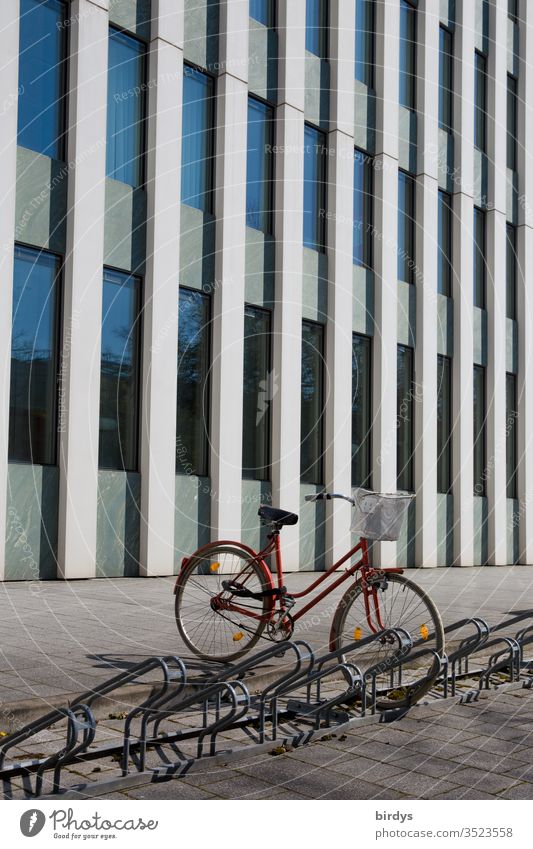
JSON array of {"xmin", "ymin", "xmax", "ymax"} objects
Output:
[
  {"xmin": 104, "ymin": 179, "xmax": 147, "ymax": 274},
  {"xmin": 109, "ymin": 0, "xmax": 151, "ymax": 40},
  {"xmin": 184, "ymin": 0, "xmax": 219, "ymax": 72},
  {"xmin": 353, "ymin": 266, "xmax": 374, "ymax": 336},
  {"xmin": 354, "ymin": 81, "xmax": 375, "ymax": 154},
  {"xmin": 507, "ymin": 498, "xmax": 519, "ymax": 566},
  {"xmin": 299, "ymin": 485, "xmax": 326, "ymax": 571},
  {"xmin": 506, "ymin": 318, "xmax": 518, "ymax": 375},
  {"xmin": 180, "ymin": 205, "xmax": 216, "ymax": 291},
  {"xmin": 174, "ymin": 474, "xmax": 211, "ymax": 570},
  {"xmin": 248, "ymin": 19, "xmax": 277, "ymax": 103},
  {"xmin": 304, "ymin": 53, "xmax": 330, "ymax": 129},
  {"xmin": 96, "ymin": 470, "xmax": 141, "ymax": 577},
  {"xmin": 4, "ymin": 464, "xmax": 58, "ymax": 580},
  {"xmin": 437, "ymin": 294, "xmax": 453, "ymax": 357},
  {"xmin": 397, "ymin": 280, "xmax": 416, "ymax": 348},
  {"xmin": 438, "ymin": 128, "xmax": 454, "ymax": 193},
  {"xmin": 473, "ymin": 306, "xmax": 487, "ymax": 366},
  {"xmin": 245, "ymin": 228, "xmax": 275, "ymax": 307},
  {"xmin": 302, "ymin": 249, "xmax": 328, "ymax": 323},
  {"xmin": 473, "ymin": 496, "xmax": 489, "ymax": 566},
  {"xmin": 396, "ymin": 499, "xmax": 416, "ymax": 567},
  {"xmin": 15, "ymin": 147, "xmax": 67, "ymax": 254},
  {"xmin": 436, "ymin": 493, "xmax": 454, "ymax": 566},
  {"xmin": 241, "ymin": 479, "xmax": 272, "ymax": 553},
  {"xmin": 398, "ymin": 106, "xmax": 417, "ymax": 174}
]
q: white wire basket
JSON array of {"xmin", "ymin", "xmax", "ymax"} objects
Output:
[{"xmin": 350, "ymin": 489, "xmax": 414, "ymax": 541}]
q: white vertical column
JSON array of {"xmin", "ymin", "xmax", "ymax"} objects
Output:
[
  {"xmin": 0, "ymin": 1, "xmax": 20, "ymax": 580},
  {"xmin": 485, "ymin": 0, "xmax": 508, "ymax": 565},
  {"xmin": 57, "ymin": 0, "xmax": 109, "ymax": 579},
  {"xmin": 210, "ymin": 0, "xmax": 248, "ymax": 540},
  {"xmin": 138, "ymin": 2, "xmax": 183, "ymax": 576},
  {"xmin": 415, "ymin": 0, "xmax": 439, "ymax": 567},
  {"xmin": 271, "ymin": 0, "xmax": 305, "ymax": 569},
  {"xmin": 451, "ymin": 0, "xmax": 475, "ymax": 566},
  {"xmin": 516, "ymin": 0, "xmax": 533, "ymax": 563},
  {"xmin": 372, "ymin": 0, "xmax": 400, "ymax": 567},
  {"xmin": 324, "ymin": 0, "xmax": 355, "ymax": 565}
]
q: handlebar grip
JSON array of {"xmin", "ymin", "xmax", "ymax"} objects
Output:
[{"xmin": 304, "ymin": 493, "xmax": 330, "ymax": 502}]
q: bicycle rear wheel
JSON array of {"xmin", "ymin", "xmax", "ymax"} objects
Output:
[
  {"xmin": 175, "ymin": 544, "xmax": 272, "ymax": 663},
  {"xmin": 330, "ymin": 572, "xmax": 444, "ymax": 709}
]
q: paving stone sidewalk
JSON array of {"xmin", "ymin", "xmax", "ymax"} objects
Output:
[
  {"xmin": 105, "ymin": 686, "xmax": 533, "ymax": 801},
  {"xmin": 0, "ymin": 565, "xmax": 532, "ymax": 710}
]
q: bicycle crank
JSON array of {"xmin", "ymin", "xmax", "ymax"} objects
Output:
[{"xmin": 267, "ymin": 612, "xmax": 294, "ymax": 641}]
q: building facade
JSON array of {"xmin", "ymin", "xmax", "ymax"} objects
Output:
[{"xmin": 0, "ymin": 0, "xmax": 532, "ymax": 580}]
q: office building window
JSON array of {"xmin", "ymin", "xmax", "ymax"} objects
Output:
[
  {"xmin": 301, "ymin": 321, "xmax": 325, "ymax": 485},
  {"xmin": 507, "ymin": 75, "xmax": 518, "ymax": 171},
  {"xmin": 439, "ymin": 26, "xmax": 453, "ymax": 132},
  {"xmin": 399, "ymin": 0, "xmax": 416, "ymax": 110},
  {"xmin": 398, "ymin": 171, "xmax": 416, "ymax": 284},
  {"xmin": 17, "ymin": 0, "xmax": 68, "ymax": 159},
  {"xmin": 176, "ymin": 288, "xmax": 210, "ymax": 478},
  {"xmin": 242, "ymin": 306, "xmax": 271, "ymax": 481},
  {"xmin": 9, "ymin": 246, "xmax": 61, "ymax": 465},
  {"xmin": 355, "ymin": 0, "xmax": 375, "ymax": 88},
  {"xmin": 250, "ymin": 0, "xmax": 273, "ymax": 27},
  {"xmin": 246, "ymin": 98, "xmax": 274, "ymax": 233},
  {"xmin": 508, "ymin": 0, "xmax": 519, "ymax": 23},
  {"xmin": 437, "ymin": 355, "xmax": 452, "ymax": 494},
  {"xmin": 438, "ymin": 190, "xmax": 452, "ymax": 296},
  {"xmin": 474, "ymin": 51, "xmax": 487, "ymax": 152},
  {"xmin": 474, "ymin": 207, "xmax": 486, "ymax": 308},
  {"xmin": 106, "ymin": 28, "xmax": 146, "ymax": 187},
  {"xmin": 352, "ymin": 334, "xmax": 372, "ymax": 488},
  {"xmin": 181, "ymin": 65, "xmax": 215, "ymax": 212},
  {"xmin": 397, "ymin": 345, "xmax": 415, "ymax": 492},
  {"xmin": 306, "ymin": 0, "xmax": 327, "ymax": 57},
  {"xmin": 473, "ymin": 365, "xmax": 486, "ymax": 496},
  {"xmin": 506, "ymin": 224, "xmax": 517, "ymax": 320},
  {"xmin": 353, "ymin": 149, "xmax": 373, "ymax": 268},
  {"xmin": 303, "ymin": 125, "xmax": 327, "ymax": 251},
  {"xmin": 506, "ymin": 373, "xmax": 518, "ymax": 499},
  {"xmin": 99, "ymin": 269, "xmax": 142, "ymax": 471}
]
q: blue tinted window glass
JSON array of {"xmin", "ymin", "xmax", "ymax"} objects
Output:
[
  {"xmin": 306, "ymin": 0, "xmax": 326, "ymax": 57},
  {"xmin": 10, "ymin": 246, "xmax": 61, "ymax": 465},
  {"xmin": 99, "ymin": 269, "xmax": 141, "ymax": 471},
  {"xmin": 355, "ymin": 0, "xmax": 374, "ymax": 87},
  {"xmin": 176, "ymin": 288, "xmax": 210, "ymax": 478},
  {"xmin": 250, "ymin": 0, "xmax": 272, "ymax": 26},
  {"xmin": 397, "ymin": 345, "xmax": 414, "ymax": 492},
  {"xmin": 473, "ymin": 365, "xmax": 486, "ymax": 495},
  {"xmin": 439, "ymin": 27, "xmax": 453, "ymax": 131},
  {"xmin": 243, "ymin": 306, "xmax": 271, "ymax": 480},
  {"xmin": 474, "ymin": 52, "xmax": 487, "ymax": 151},
  {"xmin": 399, "ymin": 0, "xmax": 416, "ymax": 109},
  {"xmin": 106, "ymin": 28, "xmax": 146, "ymax": 187},
  {"xmin": 301, "ymin": 321, "xmax": 325, "ymax": 485},
  {"xmin": 18, "ymin": 0, "xmax": 67, "ymax": 159},
  {"xmin": 246, "ymin": 99, "xmax": 273, "ymax": 232},
  {"xmin": 352, "ymin": 333, "xmax": 372, "ymax": 488},
  {"xmin": 181, "ymin": 66, "xmax": 215, "ymax": 212},
  {"xmin": 474, "ymin": 207, "xmax": 486, "ymax": 308},
  {"xmin": 303, "ymin": 125, "xmax": 326, "ymax": 251}
]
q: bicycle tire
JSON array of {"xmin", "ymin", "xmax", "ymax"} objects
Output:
[
  {"xmin": 329, "ymin": 572, "xmax": 444, "ymax": 710},
  {"xmin": 175, "ymin": 543, "xmax": 273, "ymax": 663}
]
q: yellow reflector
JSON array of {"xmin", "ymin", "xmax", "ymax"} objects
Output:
[
  {"xmin": 233, "ymin": 632, "xmax": 244, "ymax": 642},
  {"xmin": 420, "ymin": 624, "xmax": 429, "ymax": 641},
  {"xmin": 353, "ymin": 627, "xmax": 362, "ymax": 640},
  {"xmin": 210, "ymin": 562, "xmax": 220, "ymax": 572}
]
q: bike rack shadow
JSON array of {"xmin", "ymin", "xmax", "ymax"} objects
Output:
[{"xmin": 1, "ymin": 614, "xmax": 533, "ymax": 799}]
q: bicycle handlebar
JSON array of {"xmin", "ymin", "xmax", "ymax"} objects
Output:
[{"xmin": 304, "ymin": 492, "xmax": 355, "ymax": 504}]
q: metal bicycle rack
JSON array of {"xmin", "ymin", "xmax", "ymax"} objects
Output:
[{"xmin": 1, "ymin": 615, "xmax": 533, "ymax": 799}]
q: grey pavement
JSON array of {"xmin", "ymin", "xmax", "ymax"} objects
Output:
[
  {"xmin": 103, "ymin": 685, "xmax": 533, "ymax": 800},
  {"xmin": 0, "ymin": 564, "xmax": 532, "ymax": 713},
  {"xmin": 1, "ymin": 565, "xmax": 533, "ymax": 801}
]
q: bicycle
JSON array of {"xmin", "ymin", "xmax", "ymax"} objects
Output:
[{"xmin": 174, "ymin": 490, "xmax": 445, "ymax": 709}]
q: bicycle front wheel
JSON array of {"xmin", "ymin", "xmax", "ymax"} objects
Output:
[
  {"xmin": 330, "ymin": 572, "xmax": 444, "ymax": 709},
  {"xmin": 175, "ymin": 544, "xmax": 272, "ymax": 663}
]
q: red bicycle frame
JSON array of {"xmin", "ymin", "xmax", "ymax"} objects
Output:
[{"xmin": 176, "ymin": 530, "xmax": 404, "ymax": 637}]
